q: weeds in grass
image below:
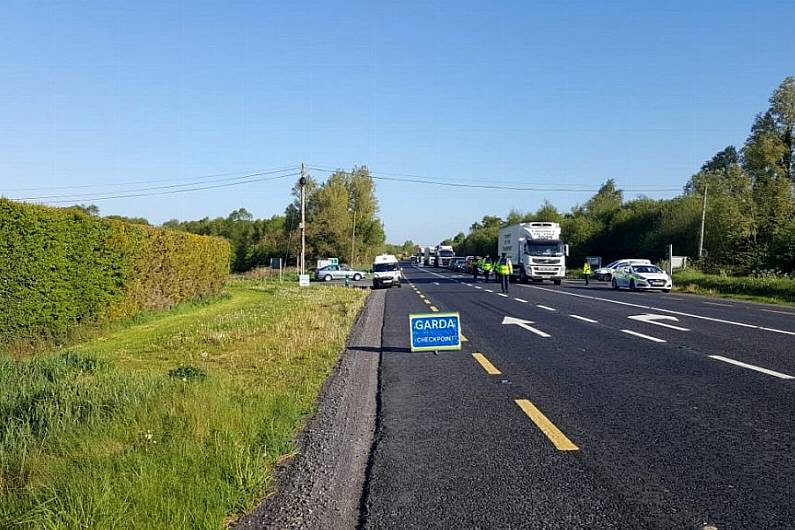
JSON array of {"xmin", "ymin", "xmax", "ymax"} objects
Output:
[{"xmin": 1, "ymin": 280, "xmax": 366, "ymax": 529}]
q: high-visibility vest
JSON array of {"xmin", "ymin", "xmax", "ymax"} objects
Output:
[
  {"xmin": 482, "ymin": 261, "xmax": 492, "ymax": 271},
  {"xmin": 497, "ymin": 260, "xmax": 512, "ymax": 275},
  {"xmin": 583, "ymin": 263, "xmax": 591, "ymax": 274}
]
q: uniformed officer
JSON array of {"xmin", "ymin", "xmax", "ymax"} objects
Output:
[
  {"xmin": 497, "ymin": 253, "xmax": 513, "ymax": 293},
  {"xmin": 583, "ymin": 261, "xmax": 592, "ymax": 286},
  {"xmin": 482, "ymin": 255, "xmax": 493, "ymax": 283},
  {"xmin": 472, "ymin": 256, "xmax": 481, "ymax": 281}
]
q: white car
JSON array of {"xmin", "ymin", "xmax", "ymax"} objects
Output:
[
  {"xmin": 611, "ymin": 264, "xmax": 672, "ymax": 292},
  {"xmin": 594, "ymin": 259, "xmax": 652, "ymax": 281}
]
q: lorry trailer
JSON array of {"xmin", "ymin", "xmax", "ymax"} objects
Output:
[{"xmin": 497, "ymin": 222, "xmax": 568, "ymax": 284}]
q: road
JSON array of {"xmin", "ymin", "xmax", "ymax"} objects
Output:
[{"xmin": 359, "ymin": 265, "xmax": 794, "ymax": 529}]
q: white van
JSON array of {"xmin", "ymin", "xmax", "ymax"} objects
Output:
[{"xmin": 372, "ymin": 254, "xmax": 402, "ymax": 288}]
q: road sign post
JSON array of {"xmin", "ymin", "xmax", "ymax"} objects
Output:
[
  {"xmin": 409, "ymin": 312, "xmax": 462, "ymax": 352},
  {"xmin": 299, "ymin": 274, "xmax": 310, "ymax": 287}
]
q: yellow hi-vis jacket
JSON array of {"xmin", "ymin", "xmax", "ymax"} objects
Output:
[
  {"xmin": 583, "ymin": 262, "xmax": 592, "ymax": 274},
  {"xmin": 482, "ymin": 260, "xmax": 493, "ymax": 271},
  {"xmin": 497, "ymin": 259, "xmax": 513, "ymax": 275}
]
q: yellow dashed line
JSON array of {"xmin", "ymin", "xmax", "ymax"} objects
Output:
[
  {"xmin": 514, "ymin": 399, "xmax": 579, "ymax": 451},
  {"xmin": 472, "ymin": 353, "xmax": 501, "ymax": 375}
]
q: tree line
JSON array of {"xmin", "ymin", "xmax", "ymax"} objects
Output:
[{"xmin": 446, "ymin": 76, "xmax": 795, "ymax": 275}]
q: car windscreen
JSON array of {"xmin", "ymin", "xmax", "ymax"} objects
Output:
[
  {"xmin": 374, "ymin": 263, "xmax": 398, "ymax": 272},
  {"xmin": 633, "ymin": 266, "xmax": 661, "ymax": 273},
  {"xmin": 525, "ymin": 241, "xmax": 564, "ymax": 256}
]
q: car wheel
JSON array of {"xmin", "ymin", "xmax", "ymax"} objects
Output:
[
  {"xmin": 324, "ymin": 274, "xmax": 333, "ymax": 282},
  {"xmin": 630, "ymin": 280, "xmax": 637, "ymax": 291},
  {"xmin": 612, "ymin": 278, "xmax": 619, "ymax": 290},
  {"xmin": 353, "ymin": 274, "xmax": 362, "ymax": 281},
  {"xmin": 662, "ymin": 289, "xmax": 671, "ymax": 293}
]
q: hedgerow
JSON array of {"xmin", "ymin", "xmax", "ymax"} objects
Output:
[{"xmin": 0, "ymin": 199, "xmax": 231, "ymax": 347}]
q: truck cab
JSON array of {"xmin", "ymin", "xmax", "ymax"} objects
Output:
[{"xmin": 498, "ymin": 222, "xmax": 568, "ymax": 285}]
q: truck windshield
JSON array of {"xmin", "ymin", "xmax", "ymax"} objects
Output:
[
  {"xmin": 525, "ymin": 242, "xmax": 564, "ymax": 256},
  {"xmin": 374, "ymin": 263, "xmax": 398, "ymax": 272},
  {"xmin": 439, "ymin": 250, "xmax": 454, "ymax": 257}
]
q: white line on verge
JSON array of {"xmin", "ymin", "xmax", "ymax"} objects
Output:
[
  {"xmin": 570, "ymin": 315, "xmax": 598, "ymax": 323},
  {"xmin": 620, "ymin": 329, "xmax": 666, "ymax": 343},
  {"xmin": 761, "ymin": 308, "xmax": 795, "ymax": 316},
  {"xmin": 708, "ymin": 355, "xmax": 794, "ymax": 380},
  {"xmin": 704, "ymin": 301, "xmax": 733, "ymax": 307}
]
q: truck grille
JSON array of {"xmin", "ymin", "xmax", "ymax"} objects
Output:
[{"xmin": 533, "ymin": 259, "xmax": 560, "ymax": 265}]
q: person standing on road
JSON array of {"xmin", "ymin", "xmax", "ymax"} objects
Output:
[
  {"xmin": 582, "ymin": 261, "xmax": 591, "ymax": 286},
  {"xmin": 482, "ymin": 255, "xmax": 492, "ymax": 283},
  {"xmin": 497, "ymin": 253, "xmax": 513, "ymax": 293},
  {"xmin": 472, "ymin": 256, "xmax": 481, "ymax": 282}
]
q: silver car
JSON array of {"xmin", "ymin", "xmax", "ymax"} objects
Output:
[{"xmin": 315, "ymin": 264, "xmax": 366, "ymax": 282}]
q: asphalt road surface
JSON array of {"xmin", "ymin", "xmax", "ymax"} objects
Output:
[{"xmin": 359, "ymin": 265, "xmax": 794, "ymax": 529}]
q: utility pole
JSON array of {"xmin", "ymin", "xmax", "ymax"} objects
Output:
[
  {"xmin": 698, "ymin": 182, "xmax": 708, "ymax": 259},
  {"xmin": 351, "ymin": 209, "xmax": 357, "ymax": 266},
  {"xmin": 299, "ymin": 163, "xmax": 307, "ymax": 276}
]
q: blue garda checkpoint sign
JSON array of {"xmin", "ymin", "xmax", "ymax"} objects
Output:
[{"xmin": 409, "ymin": 312, "xmax": 462, "ymax": 352}]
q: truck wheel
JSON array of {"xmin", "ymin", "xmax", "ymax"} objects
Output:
[{"xmin": 553, "ymin": 279, "xmax": 562, "ymax": 286}]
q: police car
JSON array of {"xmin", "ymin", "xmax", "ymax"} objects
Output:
[{"xmin": 611, "ymin": 264, "xmax": 672, "ymax": 292}]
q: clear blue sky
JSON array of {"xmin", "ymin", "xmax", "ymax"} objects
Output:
[{"xmin": 1, "ymin": 1, "xmax": 793, "ymax": 244}]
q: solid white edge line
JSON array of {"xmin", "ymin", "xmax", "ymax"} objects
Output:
[
  {"xmin": 708, "ymin": 355, "xmax": 794, "ymax": 380},
  {"xmin": 537, "ymin": 305, "xmax": 556, "ymax": 311},
  {"xmin": 570, "ymin": 314, "xmax": 598, "ymax": 323},
  {"xmin": 620, "ymin": 329, "xmax": 666, "ymax": 343}
]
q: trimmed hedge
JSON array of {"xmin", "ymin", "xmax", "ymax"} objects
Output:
[{"xmin": 1, "ymin": 199, "xmax": 231, "ymax": 347}]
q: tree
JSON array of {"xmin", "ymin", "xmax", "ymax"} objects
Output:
[{"xmin": 68, "ymin": 204, "xmax": 99, "ymax": 216}]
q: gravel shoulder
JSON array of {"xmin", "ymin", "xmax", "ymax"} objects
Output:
[{"xmin": 234, "ymin": 288, "xmax": 385, "ymax": 530}]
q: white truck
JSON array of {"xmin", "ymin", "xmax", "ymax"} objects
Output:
[
  {"xmin": 434, "ymin": 245, "xmax": 455, "ymax": 268},
  {"xmin": 498, "ymin": 222, "xmax": 568, "ymax": 285},
  {"xmin": 423, "ymin": 246, "xmax": 435, "ymax": 267}
]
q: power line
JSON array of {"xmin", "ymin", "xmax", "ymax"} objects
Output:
[
  {"xmin": 9, "ymin": 167, "xmax": 299, "ymax": 201},
  {"xmin": 2, "ymin": 165, "xmax": 298, "ymax": 192},
  {"xmin": 20, "ymin": 172, "xmax": 300, "ymax": 204},
  {"xmin": 307, "ymin": 165, "xmax": 681, "ymax": 193}
]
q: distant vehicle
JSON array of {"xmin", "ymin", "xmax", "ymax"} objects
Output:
[
  {"xmin": 434, "ymin": 245, "xmax": 455, "ymax": 268},
  {"xmin": 612, "ymin": 264, "xmax": 672, "ymax": 292},
  {"xmin": 372, "ymin": 254, "xmax": 402, "ymax": 288},
  {"xmin": 498, "ymin": 222, "xmax": 568, "ymax": 285},
  {"xmin": 594, "ymin": 259, "xmax": 652, "ymax": 281},
  {"xmin": 464, "ymin": 256, "xmax": 475, "ymax": 272},
  {"xmin": 315, "ymin": 264, "xmax": 365, "ymax": 282},
  {"xmin": 424, "ymin": 246, "xmax": 435, "ymax": 267},
  {"xmin": 448, "ymin": 258, "xmax": 466, "ymax": 271}
]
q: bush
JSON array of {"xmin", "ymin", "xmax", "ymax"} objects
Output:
[
  {"xmin": 0, "ymin": 199, "xmax": 231, "ymax": 348},
  {"xmin": 673, "ymin": 269, "xmax": 795, "ymax": 304}
]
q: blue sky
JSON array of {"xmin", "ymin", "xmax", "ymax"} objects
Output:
[{"xmin": 1, "ymin": 1, "xmax": 793, "ymax": 244}]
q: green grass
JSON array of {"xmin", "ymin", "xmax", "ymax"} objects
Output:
[
  {"xmin": 0, "ymin": 278, "xmax": 367, "ymax": 529},
  {"xmin": 673, "ymin": 269, "xmax": 795, "ymax": 306}
]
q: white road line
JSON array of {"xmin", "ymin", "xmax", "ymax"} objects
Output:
[
  {"xmin": 708, "ymin": 355, "xmax": 794, "ymax": 380},
  {"xmin": 465, "ymin": 283, "xmax": 472, "ymax": 287},
  {"xmin": 620, "ymin": 329, "xmax": 666, "ymax": 343},
  {"xmin": 514, "ymin": 298, "xmax": 528, "ymax": 303},
  {"xmin": 497, "ymin": 293, "xmax": 508, "ymax": 298},
  {"xmin": 475, "ymin": 286, "xmax": 482, "ymax": 289},
  {"xmin": 570, "ymin": 314, "xmax": 598, "ymax": 323},
  {"xmin": 523, "ymin": 285, "xmax": 795, "ymax": 337},
  {"xmin": 537, "ymin": 305, "xmax": 556, "ymax": 312},
  {"xmin": 761, "ymin": 308, "xmax": 795, "ymax": 316},
  {"xmin": 704, "ymin": 301, "xmax": 733, "ymax": 307},
  {"xmin": 433, "ymin": 282, "xmax": 439, "ymax": 285},
  {"xmin": 485, "ymin": 289, "xmax": 494, "ymax": 293}
]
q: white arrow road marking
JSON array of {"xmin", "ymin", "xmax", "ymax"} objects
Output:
[
  {"xmin": 709, "ymin": 355, "xmax": 794, "ymax": 380},
  {"xmin": 502, "ymin": 316, "xmax": 551, "ymax": 338},
  {"xmin": 628, "ymin": 314, "xmax": 690, "ymax": 331},
  {"xmin": 620, "ymin": 329, "xmax": 666, "ymax": 343}
]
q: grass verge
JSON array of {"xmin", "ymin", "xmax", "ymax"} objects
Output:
[
  {"xmin": 673, "ymin": 269, "xmax": 795, "ymax": 306},
  {"xmin": 1, "ymin": 278, "xmax": 367, "ymax": 529}
]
